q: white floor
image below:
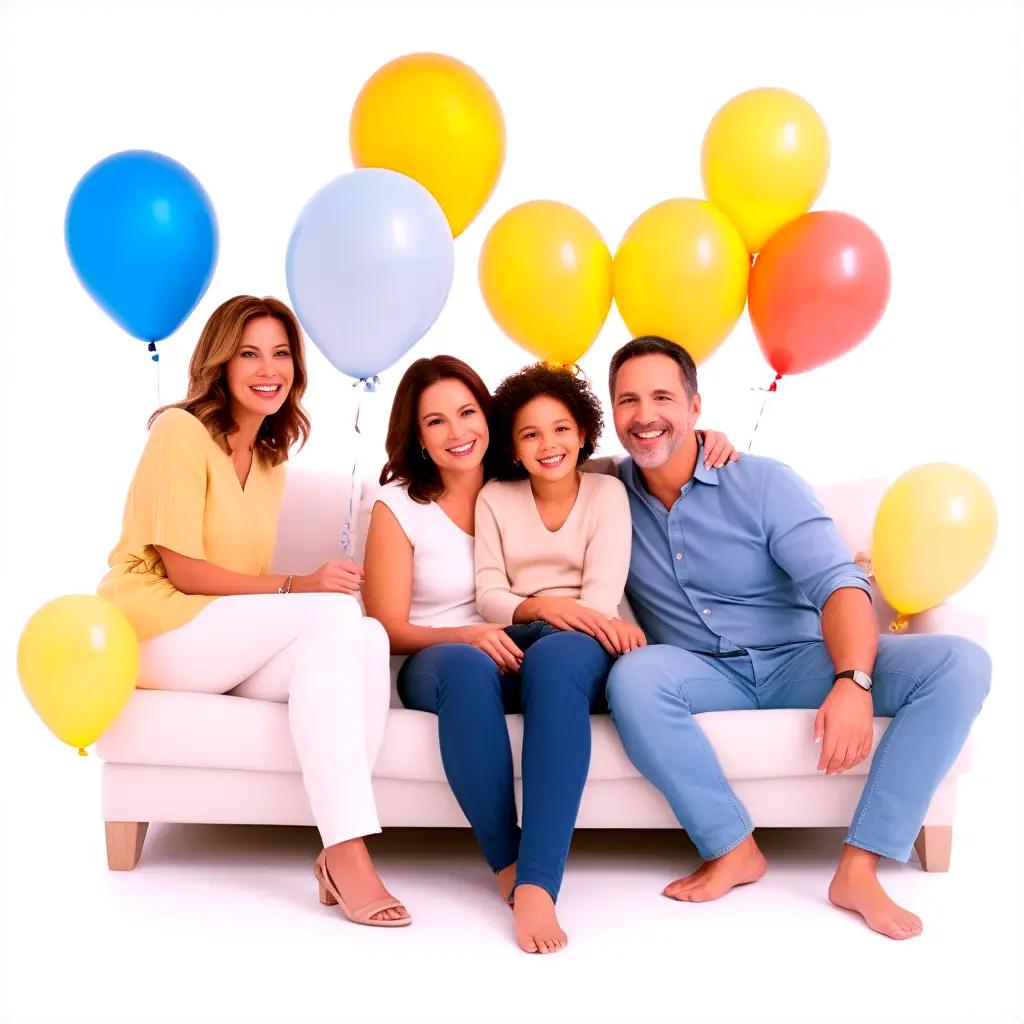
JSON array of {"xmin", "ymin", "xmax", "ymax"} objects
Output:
[{"xmin": 2, "ymin": 755, "xmax": 1021, "ymax": 1024}]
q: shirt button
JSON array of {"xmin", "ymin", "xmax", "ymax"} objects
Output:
[
  {"xmin": 702, "ymin": 608, "xmax": 712, "ymax": 616},
  {"xmin": 675, "ymin": 552, "xmax": 684, "ymax": 560}
]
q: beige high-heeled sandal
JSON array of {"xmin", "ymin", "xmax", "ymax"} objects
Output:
[{"xmin": 313, "ymin": 850, "xmax": 411, "ymax": 927}]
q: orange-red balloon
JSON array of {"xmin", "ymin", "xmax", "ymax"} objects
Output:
[{"xmin": 748, "ymin": 211, "xmax": 891, "ymax": 376}]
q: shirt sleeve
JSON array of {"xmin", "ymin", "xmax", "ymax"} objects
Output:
[
  {"xmin": 762, "ymin": 462, "xmax": 871, "ymax": 611},
  {"xmin": 373, "ymin": 485, "xmax": 417, "ymax": 547},
  {"xmin": 129, "ymin": 410, "xmax": 208, "ymax": 560},
  {"xmin": 474, "ymin": 488, "xmax": 523, "ymax": 626},
  {"xmin": 579, "ymin": 478, "xmax": 632, "ymax": 618}
]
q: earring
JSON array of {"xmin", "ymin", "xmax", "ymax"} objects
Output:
[{"xmin": 421, "ymin": 446, "xmax": 428, "ymax": 459}]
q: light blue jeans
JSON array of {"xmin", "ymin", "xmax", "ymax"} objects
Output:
[{"xmin": 606, "ymin": 635, "xmax": 991, "ymax": 861}]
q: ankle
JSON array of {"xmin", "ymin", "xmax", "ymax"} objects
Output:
[{"xmin": 837, "ymin": 844, "xmax": 881, "ymax": 878}]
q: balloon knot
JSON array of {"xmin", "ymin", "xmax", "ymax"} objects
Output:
[
  {"xmin": 889, "ymin": 614, "xmax": 910, "ymax": 634},
  {"xmin": 353, "ymin": 375, "xmax": 381, "ymax": 393},
  {"xmin": 148, "ymin": 342, "xmax": 159, "ymax": 363},
  {"xmin": 768, "ymin": 374, "xmax": 782, "ymax": 393},
  {"xmin": 78, "ymin": 747, "xmax": 88, "ymax": 757}
]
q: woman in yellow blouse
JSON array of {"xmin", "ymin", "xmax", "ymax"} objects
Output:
[{"xmin": 99, "ymin": 295, "xmax": 408, "ymax": 927}]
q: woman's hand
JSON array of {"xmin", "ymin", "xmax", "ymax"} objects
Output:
[
  {"xmin": 698, "ymin": 429, "xmax": 741, "ymax": 469},
  {"xmin": 294, "ymin": 560, "xmax": 364, "ymax": 595},
  {"xmin": 457, "ymin": 624, "xmax": 524, "ymax": 673},
  {"xmin": 524, "ymin": 597, "xmax": 635, "ymax": 656}
]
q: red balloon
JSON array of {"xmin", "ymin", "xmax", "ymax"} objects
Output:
[{"xmin": 748, "ymin": 211, "xmax": 891, "ymax": 376}]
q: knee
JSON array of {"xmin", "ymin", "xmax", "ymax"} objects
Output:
[
  {"xmin": 359, "ymin": 616, "xmax": 390, "ymax": 662},
  {"xmin": 304, "ymin": 592, "xmax": 362, "ymax": 630},
  {"xmin": 606, "ymin": 645, "xmax": 680, "ymax": 718},
  {"xmin": 431, "ymin": 644, "xmax": 502, "ymax": 703},
  {"xmin": 942, "ymin": 636, "xmax": 992, "ymax": 712}
]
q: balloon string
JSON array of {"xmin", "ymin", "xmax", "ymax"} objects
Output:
[
  {"xmin": 747, "ymin": 374, "xmax": 782, "ymax": 452},
  {"xmin": 148, "ymin": 341, "xmax": 161, "ymax": 405},
  {"xmin": 338, "ymin": 377, "xmax": 378, "ymax": 556}
]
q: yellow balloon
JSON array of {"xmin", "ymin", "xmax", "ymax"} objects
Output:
[
  {"xmin": 872, "ymin": 464, "xmax": 998, "ymax": 617},
  {"xmin": 479, "ymin": 201, "xmax": 613, "ymax": 366},
  {"xmin": 350, "ymin": 53, "xmax": 505, "ymax": 238},
  {"xmin": 702, "ymin": 87, "xmax": 830, "ymax": 253},
  {"xmin": 613, "ymin": 199, "xmax": 749, "ymax": 364},
  {"xmin": 18, "ymin": 595, "xmax": 139, "ymax": 754}
]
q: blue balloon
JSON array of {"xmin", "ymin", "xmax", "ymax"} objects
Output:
[
  {"xmin": 65, "ymin": 150, "xmax": 218, "ymax": 344},
  {"xmin": 286, "ymin": 169, "xmax": 454, "ymax": 380}
]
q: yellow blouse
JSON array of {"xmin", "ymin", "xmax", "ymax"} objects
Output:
[{"xmin": 98, "ymin": 408, "xmax": 286, "ymax": 641}]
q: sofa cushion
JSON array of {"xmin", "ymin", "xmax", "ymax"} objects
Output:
[{"xmin": 96, "ymin": 690, "xmax": 972, "ymax": 781}]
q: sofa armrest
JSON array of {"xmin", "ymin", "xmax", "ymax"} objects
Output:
[{"xmin": 907, "ymin": 602, "xmax": 988, "ymax": 646}]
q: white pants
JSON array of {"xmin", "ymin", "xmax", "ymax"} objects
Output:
[{"xmin": 138, "ymin": 593, "xmax": 389, "ymax": 848}]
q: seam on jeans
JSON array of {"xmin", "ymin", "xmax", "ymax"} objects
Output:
[
  {"xmin": 843, "ymin": 836, "xmax": 906, "ymax": 862},
  {"xmin": 706, "ymin": 826, "xmax": 755, "ymax": 860},
  {"xmin": 846, "ymin": 670, "xmax": 926, "ymax": 840},
  {"xmin": 676, "ymin": 680, "xmax": 750, "ymax": 846}
]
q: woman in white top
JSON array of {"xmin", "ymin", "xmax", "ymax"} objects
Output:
[{"xmin": 362, "ymin": 355, "xmax": 738, "ymax": 953}]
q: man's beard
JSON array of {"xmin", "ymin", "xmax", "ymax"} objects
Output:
[{"xmin": 624, "ymin": 420, "xmax": 684, "ymax": 469}]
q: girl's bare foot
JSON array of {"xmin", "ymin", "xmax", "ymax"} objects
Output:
[
  {"xmin": 511, "ymin": 884, "xmax": 567, "ymax": 953},
  {"xmin": 495, "ymin": 863, "xmax": 517, "ymax": 905},
  {"xmin": 324, "ymin": 839, "xmax": 409, "ymax": 923},
  {"xmin": 663, "ymin": 834, "xmax": 767, "ymax": 902},
  {"xmin": 828, "ymin": 845, "xmax": 922, "ymax": 940}
]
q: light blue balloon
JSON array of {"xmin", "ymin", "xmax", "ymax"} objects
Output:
[
  {"xmin": 286, "ymin": 169, "xmax": 454, "ymax": 380},
  {"xmin": 65, "ymin": 150, "xmax": 218, "ymax": 344}
]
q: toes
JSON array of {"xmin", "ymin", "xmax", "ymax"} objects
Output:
[{"xmin": 519, "ymin": 935, "xmax": 539, "ymax": 954}]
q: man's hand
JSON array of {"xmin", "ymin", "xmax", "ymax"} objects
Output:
[{"xmin": 813, "ymin": 678, "xmax": 875, "ymax": 775}]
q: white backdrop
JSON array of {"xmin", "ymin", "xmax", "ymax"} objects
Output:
[{"xmin": 2, "ymin": 1, "xmax": 1022, "ymax": 1022}]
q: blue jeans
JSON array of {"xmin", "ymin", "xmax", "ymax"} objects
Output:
[
  {"xmin": 398, "ymin": 624, "xmax": 612, "ymax": 901},
  {"xmin": 606, "ymin": 635, "xmax": 991, "ymax": 861}
]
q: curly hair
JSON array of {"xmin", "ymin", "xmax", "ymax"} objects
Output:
[
  {"xmin": 491, "ymin": 363, "xmax": 604, "ymax": 481},
  {"xmin": 148, "ymin": 295, "xmax": 310, "ymax": 466}
]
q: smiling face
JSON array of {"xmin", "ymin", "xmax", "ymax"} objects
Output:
[
  {"xmin": 512, "ymin": 394, "xmax": 584, "ymax": 484},
  {"xmin": 612, "ymin": 353, "xmax": 701, "ymax": 469},
  {"xmin": 224, "ymin": 316, "xmax": 294, "ymax": 419},
  {"xmin": 417, "ymin": 377, "xmax": 490, "ymax": 474}
]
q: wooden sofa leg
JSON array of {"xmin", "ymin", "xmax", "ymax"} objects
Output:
[
  {"xmin": 914, "ymin": 826, "xmax": 952, "ymax": 872},
  {"xmin": 105, "ymin": 821, "xmax": 149, "ymax": 871}
]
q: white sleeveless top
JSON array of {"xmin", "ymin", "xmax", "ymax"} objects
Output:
[{"xmin": 372, "ymin": 481, "xmax": 484, "ymax": 628}]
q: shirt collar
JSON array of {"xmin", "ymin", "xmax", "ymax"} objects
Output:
[{"xmin": 625, "ymin": 440, "xmax": 720, "ymax": 509}]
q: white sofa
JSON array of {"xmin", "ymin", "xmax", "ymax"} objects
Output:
[{"xmin": 96, "ymin": 467, "xmax": 985, "ymax": 874}]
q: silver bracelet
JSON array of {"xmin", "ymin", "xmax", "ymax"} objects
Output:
[{"xmin": 277, "ymin": 574, "xmax": 293, "ymax": 594}]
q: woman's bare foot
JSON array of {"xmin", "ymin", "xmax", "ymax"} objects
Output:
[
  {"xmin": 495, "ymin": 863, "xmax": 517, "ymax": 905},
  {"xmin": 323, "ymin": 839, "xmax": 409, "ymax": 923},
  {"xmin": 663, "ymin": 834, "xmax": 767, "ymax": 902},
  {"xmin": 511, "ymin": 884, "xmax": 567, "ymax": 953},
  {"xmin": 828, "ymin": 845, "xmax": 922, "ymax": 940}
]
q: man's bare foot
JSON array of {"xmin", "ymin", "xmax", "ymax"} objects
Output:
[
  {"xmin": 663, "ymin": 834, "xmax": 767, "ymax": 902},
  {"xmin": 828, "ymin": 845, "xmax": 922, "ymax": 940},
  {"xmin": 324, "ymin": 839, "xmax": 409, "ymax": 923},
  {"xmin": 495, "ymin": 863, "xmax": 517, "ymax": 905},
  {"xmin": 511, "ymin": 884, "xmax": 567, "ymax": 953}
]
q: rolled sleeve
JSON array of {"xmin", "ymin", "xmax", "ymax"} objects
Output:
[{"xmin": 763, "ymin": 463, "xmax": 871, "ymax": 611}]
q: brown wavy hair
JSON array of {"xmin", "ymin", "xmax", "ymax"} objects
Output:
[
  {"xmin": 149, "ymin": 295, "xmax": 310, "ymax": 466},
  {"xmin": 380, "ymin": 355, "xmax": 497, "ymax": 504}
]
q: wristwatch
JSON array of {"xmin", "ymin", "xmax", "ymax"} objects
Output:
[{"xmin": 834, "ymin": 669, "xmax": 873, "ymax": 692}]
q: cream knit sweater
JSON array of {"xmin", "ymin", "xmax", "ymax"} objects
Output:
[{"xmin": 474, "ymin": 472, "xmax": 632, "ymax": 624}]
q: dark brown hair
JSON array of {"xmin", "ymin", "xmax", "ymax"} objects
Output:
[
  {"xmin": 491, "ymin": 363, "xmax": 604, "ymax": 481},
  {"xmin": 608, "ymin": 335, "xmax": 699, "ymax": 400},
  {"xmin": 149, "ymin": 295, "xmax": 310, "ymax": 466},
  {"xmin": 379, "ymin": 355, "xmax": 496, "ymax": 504}
]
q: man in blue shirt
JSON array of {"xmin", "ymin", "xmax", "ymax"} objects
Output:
[{"xmin": 606, "ymin": 336, "xmax": 991, "ymax": 940}]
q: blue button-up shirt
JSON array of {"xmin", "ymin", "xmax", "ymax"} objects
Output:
[{"xmin": 619, "ymin": 445, "xmax": 870, "ymax": 681}]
